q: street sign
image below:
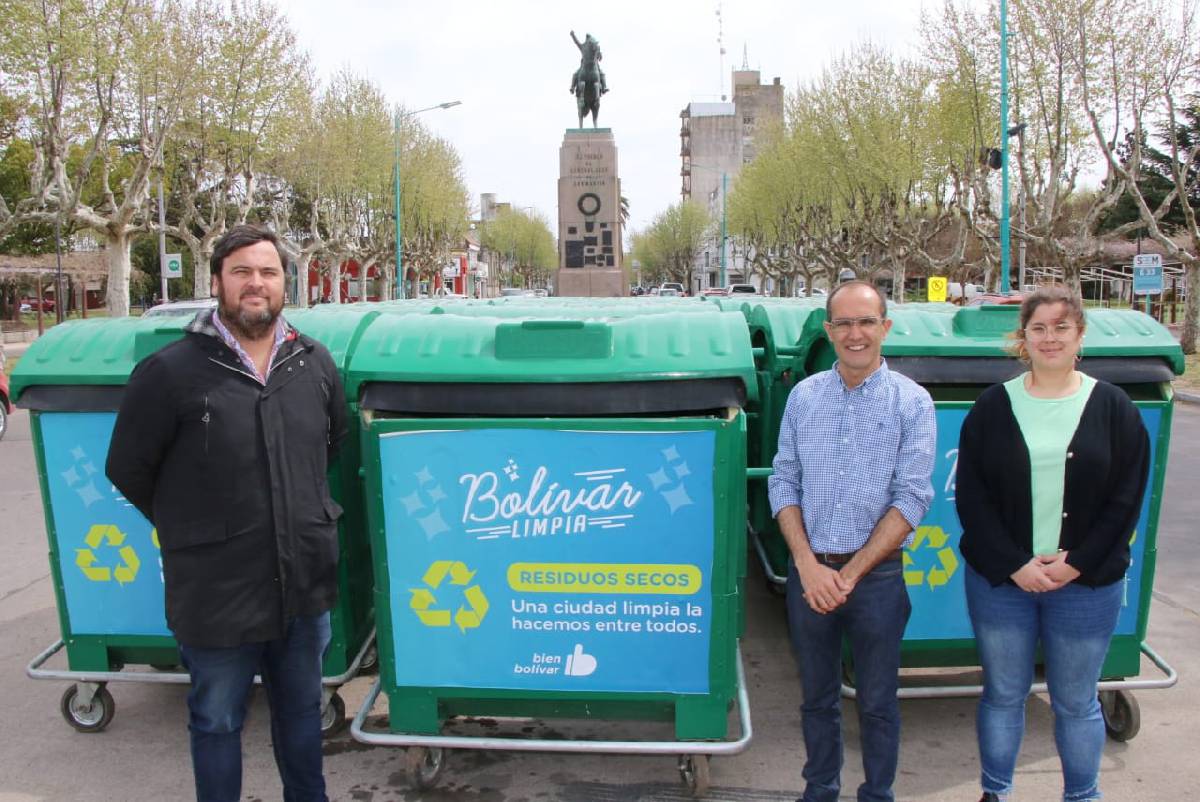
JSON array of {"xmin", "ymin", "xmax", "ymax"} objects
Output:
[
  {"xmin": 1133, "ymin": 254, "xmax": 1163, "ymax": 296},
  {"xmin": 163, "ymin": 253, "xmax": 183, "ymax": 279},
  {"xmin": 928, "ymin": 276, "xmax": 948, "ymax": 303}
]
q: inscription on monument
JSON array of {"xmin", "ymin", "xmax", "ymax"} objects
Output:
[{"xmin": 557, "ymin": 129, "xmax": 623, "ymax": 295}]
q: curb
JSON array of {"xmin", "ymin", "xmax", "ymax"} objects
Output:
[{"xmin": 1176, "ymin": 389, "xmax": 1200, "ymax": 406}]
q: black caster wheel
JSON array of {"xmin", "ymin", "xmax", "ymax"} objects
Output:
[
  {"xmin": 405, "ymin": 746, "xmax": 446, "ymax": 790},
  {"xmin": 1100, "ymin": 689, "xmax": 1141, "ymax": 742},
  {"xmin": 320, "ymin": 691, "xmax": 347, "ymax": 737},
  {"xmin": 678, "ymin": 754, "xmax": 710, "ymax": 797},
  {"xmin": 60, "ymin": 684, "xmax": 115, "ymax": 733}
]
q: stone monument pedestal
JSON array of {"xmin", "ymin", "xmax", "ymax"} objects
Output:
[{"xmin": 556, "ymin": 129, "xmax": 625, "ymax": 297}]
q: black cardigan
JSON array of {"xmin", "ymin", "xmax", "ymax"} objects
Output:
[{"xmin": 956, "ymin": 378, "xmax": 1151, "ymax": 587}]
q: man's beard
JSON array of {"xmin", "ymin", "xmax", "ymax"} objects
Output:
[{"xmin": 218, "ymin": 289, "xmax": 280, "ymax": 340}]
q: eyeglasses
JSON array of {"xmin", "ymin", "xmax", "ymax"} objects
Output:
[
  {"xmin": 827, "ymin": 316, "xmax": 883, "ymax": 333},
  {"xmin": 1024, "ymin": 321, "xmax": 1077, "ymax": 340}
]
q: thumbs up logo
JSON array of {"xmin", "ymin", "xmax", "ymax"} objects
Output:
[{"xmin": 564, "ymin": 643, "xmax": 598, "ymax": 677}]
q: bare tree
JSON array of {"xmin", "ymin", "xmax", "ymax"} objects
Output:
[{"xmin": 1, "ymin": 0, "xmax": 203, "ymax": 315}]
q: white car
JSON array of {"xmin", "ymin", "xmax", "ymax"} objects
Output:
[{"xmin": 143, "ymin": 298, "xmax": 218, "ymax": 318}]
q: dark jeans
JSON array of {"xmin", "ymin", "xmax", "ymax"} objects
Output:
[
  {"xmin": 786, "ymin": 558, "xmax": 911, "ymax": 802},
  {"xmin": 178, "ymin": 612, "xmax": 332, "ymax": 802}
]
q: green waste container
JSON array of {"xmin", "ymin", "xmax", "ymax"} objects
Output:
[
  {"xmin": 797, "ymin": 303, "xmax": 1182, "ymax": 740},
  {"xmin": 738, "ymin": 301, "xmax": 831, "ymax": 586},
  {"xmin": 348, "ymin": 310, "xmax": 756, "ymax": 795},
  {"xmin": 14, "ymin": 309, "xmax": 379, "ymax": 734}
]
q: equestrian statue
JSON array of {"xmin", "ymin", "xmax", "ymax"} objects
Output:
[{"xmin": 569, "ymin": 30, "xmax": 608, "ymax": 128}]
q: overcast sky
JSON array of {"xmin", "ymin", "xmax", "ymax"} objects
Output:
[{"xmin": 283, "ymin": 0, "xmax": 937, "ymax": 233}]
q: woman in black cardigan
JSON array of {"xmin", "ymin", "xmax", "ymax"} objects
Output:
[{"xmin": 956, "ymin": 286, "xmax": 1150, "ymax": 802}]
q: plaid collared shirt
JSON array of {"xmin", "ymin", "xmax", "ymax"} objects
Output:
[
  {"xmin": 767, "ymin": 359, "xmax": 936, "ymax": 552},
  {"xmin": 210, "ymin": 310, "xmax": 288, "ymax": 385}
]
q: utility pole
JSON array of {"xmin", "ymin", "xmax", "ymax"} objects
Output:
[
  {"xmin": 158, "ymin": 177, "xmax": 168, "ymax": 305},
  {"xmin": 999, "ymin": 0, "xmax": 1012, "ymax": 293}
]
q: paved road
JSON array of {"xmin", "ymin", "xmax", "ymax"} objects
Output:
[{"xmin": 0, "ymin": 404, "xmax": 1196, "ymax": 802}]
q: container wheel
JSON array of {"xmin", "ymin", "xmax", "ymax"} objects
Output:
[
  {"xmin": 0, "ymin": 402, "xmax": 7, "ymax": 441},
  {"xmin": 678, "ymin": 754, "xmax": 710, "ymax": 797},
  {"xmin": 360, "ymin": 644, "xmax": 378, "ymax": 674},
  {"xmin": 405, "ymin": 746, "xmax": 446, "ymax": 790},
  {"xmin": 60, "ymin": 684, "xmax": 115, "ymax": 733},
  {"xmin": 1100, "ymin": 689, "xmax": 1141, "ymax": 742},
  {"xmin": 320, "ymin": 691, "xmax": 347, "ymax": 737}
]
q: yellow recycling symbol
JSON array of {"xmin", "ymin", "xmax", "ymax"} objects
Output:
[
  {"xmin": 409, "ymin": 560, "xmax": 489, "ymax": 633},
  {"xmin": 75, "ymin": 524, "xmax": 140, "ymax": 585},
  {"xmin": 903, "ymin": 525, "xmax": 959, "ymax": 589}
]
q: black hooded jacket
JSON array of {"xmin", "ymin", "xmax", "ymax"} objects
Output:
[{"xmin": 106, "ymin": 310, "xmax": 348, "ymax": 648}]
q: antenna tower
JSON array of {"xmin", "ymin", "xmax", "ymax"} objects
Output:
[{"xmin": 716, "ymin": 4, "xmax": 727, "ymax": 100}]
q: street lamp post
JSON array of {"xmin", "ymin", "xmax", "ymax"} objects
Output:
[
  {"xmin": 394, "ymin": 100, "xmax": 462, "ymax": 300},
  {"xmin": 999, "ymin": 0, "xmax": 1012, "ymax": 293},
  {"xmin": 720, "ymin": 172, "xmax": 728, "ymax": 287}
]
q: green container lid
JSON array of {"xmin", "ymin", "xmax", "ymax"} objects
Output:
[
  {"xmin": 745, "ymin": 302, "xmax": 828, "ymax": 375},
  {"xmin": 10, "ymin": 317, "xmax": 190, "ymax": 401},
  {"xmin": 285, "ymin": 306, "xmax": 382, "ymax": 372},
  {"xmin": 882, "ymin": 305, "xmax": 1183, "ymax": 373},
  {"xmin": 346, "ymin": 311, "xmax": 757, "ymax": 402}
]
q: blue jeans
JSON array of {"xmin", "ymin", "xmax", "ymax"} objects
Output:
[
  {"xmin": 786, "ymin": 558, "xmax": 911, "ymax": 802},
  {"xmin": 178, "ymin": 612, "xmax": 332, "ymax": 802},
  {"xmin": 965, "ymin": 565, "xmax": 1123, "ymax": 802}
]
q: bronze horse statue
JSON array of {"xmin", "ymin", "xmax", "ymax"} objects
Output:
[{"xmin": 569, "ymin": 30, "xmax": 608, "ymax": 128}]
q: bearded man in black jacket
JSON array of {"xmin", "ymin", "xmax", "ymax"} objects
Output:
[{"xmin": 107, "ymin": 225, "xmax": 347, "ymax": 802}]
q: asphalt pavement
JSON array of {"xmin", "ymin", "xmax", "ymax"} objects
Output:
[{"xmin": 0, "ymin": 404, "xmax": 1196, "ymax": 802}]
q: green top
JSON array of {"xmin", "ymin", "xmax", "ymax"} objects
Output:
[{"xmin": 1004, "ymin": 372, "xmax": 1098, "ymax": 555}]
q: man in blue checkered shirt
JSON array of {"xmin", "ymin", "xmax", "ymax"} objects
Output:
[{"xmin": 768, "ymin": 281, "xmax": 936, "ymax": 802}]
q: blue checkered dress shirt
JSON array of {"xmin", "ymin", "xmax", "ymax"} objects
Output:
[{"xmin": 768, "ymin": 359, "xmax": 936, "ymax": 552}]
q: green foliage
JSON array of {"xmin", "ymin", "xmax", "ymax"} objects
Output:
[
  {"xmin": 1100, "ymin": 108, "xmax": 1200, "ymax": 234},
  {"xmin": 480, "ymin": 207, "xmax": 556, "ymax": 287},
  {"xmin": 631, "ymin": 200, "xmax": 710, "ymax": 286}
]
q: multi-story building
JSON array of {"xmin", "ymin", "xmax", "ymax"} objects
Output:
[{"xmin": 680, "ymin": 67, "xmax": 784, "ymax": 292}]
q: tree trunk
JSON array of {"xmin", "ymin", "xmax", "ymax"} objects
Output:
[
  {"xmin": 1181, "ymin": 262, "xmax": 1198, "ymax": 355},
  {"xmin": 193, "ymin": 248, "xmax": 212, "ymax": 300},
  {"xmin": 188, "ymin": 242, "xmax": 210, "ymax": 299},
  {"xmin": 891, "ymin": 251, "xmax": 906, "ymax": 305},
  {"xmin": 104, "ymin": 228, "xmax": 133, "ymax": 317},
  {"xmin": 295, "ymin": 261, "xmax": 310, "ymax": 309},
  {"xmin": 330, "ymin": 257, "xmax": 342, "ymax": 304},
  {"xmin": 381, "ymin": 262, "xmax": 394, "ymax": 302}
]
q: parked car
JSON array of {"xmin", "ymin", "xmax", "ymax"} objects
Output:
[
  {"xmin": 728, "ymin": 284, "xmax": 758, "ymax": 295},
  {"xmin": 658, "ymin": 288, "xmax": 682, "ymax": 297},
  {"xmin": 433, "ymin": 288, "xmax": 468, "ymax": 300},
  {"xmin": 499, "ymin": 287, "xmax": 527, "ymax": 297},
  {"xmin": 20, "ymin": 296, "xmax": 55, "ymax": 313},
  {"xmin": 947, "ymin": 282, "xmax": 982, "ymax": 302},
  {"xmin": 659, "ymin": 282, "xmax": 685, "ymax": 296},
  {"xmin": 142, "ymin": 298, "xmax": 218, "ymax": 318},
  {"xmin": 700, "ymin": 287, "xmax": 730, "ymax": 297},
  {"xmin": 966, "ymin": 291, "xmax": 1027, "ymax": 307}
]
